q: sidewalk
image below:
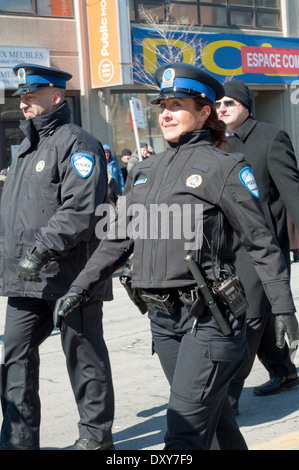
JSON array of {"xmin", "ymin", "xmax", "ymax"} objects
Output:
[{"xmin": 0, "ymin": 265, "xmax": 298, "ymax": 450}]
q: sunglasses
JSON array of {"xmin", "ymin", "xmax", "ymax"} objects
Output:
[{"xmin": 215, "ymin": 99, "xmax": 238, "ymax": 109}]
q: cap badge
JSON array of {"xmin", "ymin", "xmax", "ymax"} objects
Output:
[
  {"xmin": 162, "ymin": 68, "xmax": 175, "ymax": 89},
  {"xmin": 18, "ymin": 68, "xmax": 26, "ymax": 85},
  {"xmin": 186, "ymin": 174, "xmax": 202, "ymax": 188}
]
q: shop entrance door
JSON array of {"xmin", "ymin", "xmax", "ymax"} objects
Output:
[{"xmin": 0, "ymin": 121, "xmax": 24, "ymax": 171}]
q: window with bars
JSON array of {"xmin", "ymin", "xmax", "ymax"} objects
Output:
[
  {"xmin": 0, "ymin": 0, "xmax": 73, "ymax": 17},
  {"xmin": 130, "ymin": 0, "xmax": 281, "ymax": 30}
]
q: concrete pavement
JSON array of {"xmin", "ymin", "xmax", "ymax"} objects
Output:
[{"xmin": 0, "ymin": 263, "xmax": 298, "ymax": 451}]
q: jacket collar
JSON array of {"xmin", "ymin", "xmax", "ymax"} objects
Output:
[
  {"xmin": 233, "ymin": 116, "xmax": 258, "ymax": 142},
  {"xmin": 168, "ymin": 129, "xmax": 212, "ymax": 149},
  {"xmin": 20, "ymin": 100, "xmax": 71, "ymax": 139}
]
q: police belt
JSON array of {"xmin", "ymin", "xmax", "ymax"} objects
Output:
[{"xmin": 140, "ymin": 287, "xmax": 206, "ymax": 317}]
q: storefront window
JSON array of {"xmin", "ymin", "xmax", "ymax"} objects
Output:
[
  {"xmin": 0, "ymin": 0, "xmax": 33, "ymax": 13},
  {"xmin": 200, "ymin": 6, "xmax": 227, "ymax": 26},
  {"xmin": 257, "ymin": 11, "xmax": 280, "ymax": 28},
  {"xmin": 131, "ymin": 0, "xmax": 281, "ymax": 30},
  {"xmin": 230, "ymin": 9, "xmax": 254, "ymax": 26},
  {"xmin": 0, "ymin": 97, "xmax": 23, "ymax": 120},
  {"xmin": 0, "ymin": 93, "xmax": 78, "ymax": 170},
  {"xmin": 0, "ymin": 0, "xmax": 73, "ymax": 17},
  {"xmin": 111, "ymin": 92, "xmax": 166, "ymax": 159}
]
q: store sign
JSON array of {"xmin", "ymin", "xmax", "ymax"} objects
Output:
[
  {"xmin": 51, "ymin": 0, "xmax": 72, "ymax": 17},
  {"xmin": 241, "ymin": 46, "xmax": 299, "ymax": 75},
  {"xmin": 86, "ymin": 0, "xmax": 132, "ymax": 88},
  {"xmin": 131, "ymin": 97, "xmax": 145, "ymax": 129},
  {"xmin": 0, "ymin": 46, "xmax": 49, "ymax": 89},
  {"xmin": 132, "ymin": 27, "xmax": 299, "ymax": 85}
]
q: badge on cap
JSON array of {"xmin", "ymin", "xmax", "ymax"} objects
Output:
[
  {"xmin": 71, "ymin": 153, "xmax": 95, "ymax": 178},
  {"xmin": 186, "ymin": 174, "xmax": 202, "ymax": 188},
  {"xmin": 162, "ymin": 68, "xmax": 175, "ymax": 89},
  {"xmin": 18, "ymin": 68, "xmax": 26, "ymax": 85},
  {"xmin": 239, "ymin": 166, "xmax": 259, "ymax": 198}
]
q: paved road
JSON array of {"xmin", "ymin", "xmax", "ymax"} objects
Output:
[{"xmin": 0, "ymin": 263, "xmax": 298, "ymax": 451}]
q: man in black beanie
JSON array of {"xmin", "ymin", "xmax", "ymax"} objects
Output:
[
  {"xmin": 216, "ymin": 80, "xmax": 253, "ymax": 134},
  {"xmin": 119, "ymin": 148, "xmax": 132, "ymax": 183},
  {"xmin": 216, "ymin": 80, "xmax": 299, "ymax": 414}
]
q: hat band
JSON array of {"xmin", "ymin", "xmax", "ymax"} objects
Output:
[
  {"xmin": 160, "ymin": 78, "xmax": 216, "ymax": 103},
  {"xmin": 22, "ymin": 74, "xmax": 67, "ymax": 88}
]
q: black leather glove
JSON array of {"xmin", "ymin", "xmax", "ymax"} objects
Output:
[
  {"xmin": 53, "ymin": 286, "xmax": 88, "ymax": 331},
  {"xmin": 17, "ymin": 248, "xmax": 50, "ymax": 282},
  {"xmin": 275, "ymin": 313, "xmax": 299, "ymax": 356}
]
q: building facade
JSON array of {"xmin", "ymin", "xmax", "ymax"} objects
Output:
[{"xmin": 1, "ymin": 0, "xmax": 299, "ymax": 168}]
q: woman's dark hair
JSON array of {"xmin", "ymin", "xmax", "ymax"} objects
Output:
[{"xmin": 194, "ymin": 97, "xmax": 227, "ymax": 148}]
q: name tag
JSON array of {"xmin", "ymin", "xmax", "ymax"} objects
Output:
[{"xmin": 134, "ymin": 178, "xmax": 147, "ymax": 185}]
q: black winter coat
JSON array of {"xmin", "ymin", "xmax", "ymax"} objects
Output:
[
  {"xmin": 226, "ymin": 116, "xmax": 299, "ymax": 318},
  {"xmin": 0, "ymin": 101, "xmax": 112, "ymax": 301}
]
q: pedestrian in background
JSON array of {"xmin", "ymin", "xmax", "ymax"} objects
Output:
[
  {"xmin": 119, "ymin": 148, "xmax": 132, "ymax": 183},
  {"xmin": 103, "ymin": 144, "xmax": 125, "ymax": 193},
  {"xmin": 53, "ymin": 63, "xmax": 298, "ymax": 450},
  {"xmin": 127, "ymin": 141, "xmax": 149, "ymax": 172},
  {"xmin": 216, "ymin": 80, "xmax": 299, "ymax": 414},
  {"xmin": 0, "ymin": 63, "xmax": 114, "ymax": 451},
  {"xmin": 146, "ymin": 145, "xmax": 155, "ymax": 157}
]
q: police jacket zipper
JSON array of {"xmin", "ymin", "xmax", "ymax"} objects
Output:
[{"xmin": 149, "ymin": 146, "xmax": 180, "ymax": 288}]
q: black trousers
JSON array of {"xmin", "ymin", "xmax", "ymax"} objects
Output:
[
  {"xmin": 150, "ymin": 306, "xmax": 248, "ymax": 450},
  {"xmin": 0, "ymin": 297, "xmax": 114, "ymax": 448},
  {"xmin": 228, "ymin": 314, "xmax": 297, "ymax": 401}
]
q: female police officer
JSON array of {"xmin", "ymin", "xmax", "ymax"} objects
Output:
[{"xmin": 53, "ymin": 63, "xmax": 298, "ymax": 450}]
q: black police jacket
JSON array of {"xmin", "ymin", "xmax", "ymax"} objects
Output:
[
  {"xmin": 0, "ymin": 101, "xmax": 112, "ymax": 301},
  {"xmin": 72, "ymin": 130, "xmax": 295, "ymax": 315}
]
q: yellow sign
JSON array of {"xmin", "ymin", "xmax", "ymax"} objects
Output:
[
  {"xmin": 201, "ymin": 40, "xmax": 246, "ymax": 76},
  {"xmin": 143, "ymin": 39, "xmax": 196, "ymax": 74},
  {"xmin": 86, "ymin": 0, "xmax": 122, "ymax": 88},
  {"xmin": 134, "ymin": 28, "xmax": 299, "ymax": 84}
]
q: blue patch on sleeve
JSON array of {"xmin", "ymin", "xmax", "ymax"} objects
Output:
[
  {"xmin": 71, "ymin": 153, "xmax": 95, "ymax": 178},
  {"xmin": 134, "ymin": 178, "xmax": 147, "ymax": 185},
  {"xmin": 239, "ymin": 166, "xmax": 259, "ymax": 198}
]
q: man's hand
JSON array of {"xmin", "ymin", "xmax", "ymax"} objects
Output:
[
  {"xmin": 17, "ymin": 248, "xmax": 49, "ymax": 282},
  {"xmin": 53, "ymin": 287, "xmax": 88, "ymax": 331},
  {"xmin": 275, "ymin": 313, "xmax": 299, "ymax": 356}
]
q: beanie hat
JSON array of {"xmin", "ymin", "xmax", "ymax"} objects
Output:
[
  {"xmin": 121, "ymin": 148, "xmax": 132, "ymax": 157},
  {"xmin": 223, "ymin": 80, "xmax": 252, "ymax": 112}
]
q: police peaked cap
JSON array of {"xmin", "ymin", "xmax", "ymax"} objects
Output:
[
  {"xmin": 151, "ymin": 62, "xmax": 224, "ymax": 105},
  {"xmin": 12, "ymin": 63, "xmax": 72, "ymax": 96}
]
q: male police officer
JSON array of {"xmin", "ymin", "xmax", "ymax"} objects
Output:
[
  {"xmin": 0, "ymin": 64, "xmax": 114, "ymax": 450},
  {"xmin": 216, "ymin": 80, "xmax": 299, "ymax": 413}
]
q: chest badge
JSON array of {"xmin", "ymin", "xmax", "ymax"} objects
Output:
[
  {"xmin": 36, "ymin": 160, "xmax": 45, "ymax": 172},
  {"xmin": 186, "ymin": 174, "xmax": 202, "ymax": 188}
]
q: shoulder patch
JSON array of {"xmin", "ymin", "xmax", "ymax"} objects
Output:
[
  {"xmin": 71, "ymin": 153, "xmax": 95, "ymax": 178},
  {"xmin": 239, "ymin": 166, "xmax": 259, "ymax": 198}
]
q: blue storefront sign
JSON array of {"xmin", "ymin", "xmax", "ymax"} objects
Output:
[{"xmin": 132, "ymin": 27, "xmax": 299, "ymax": 85}]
